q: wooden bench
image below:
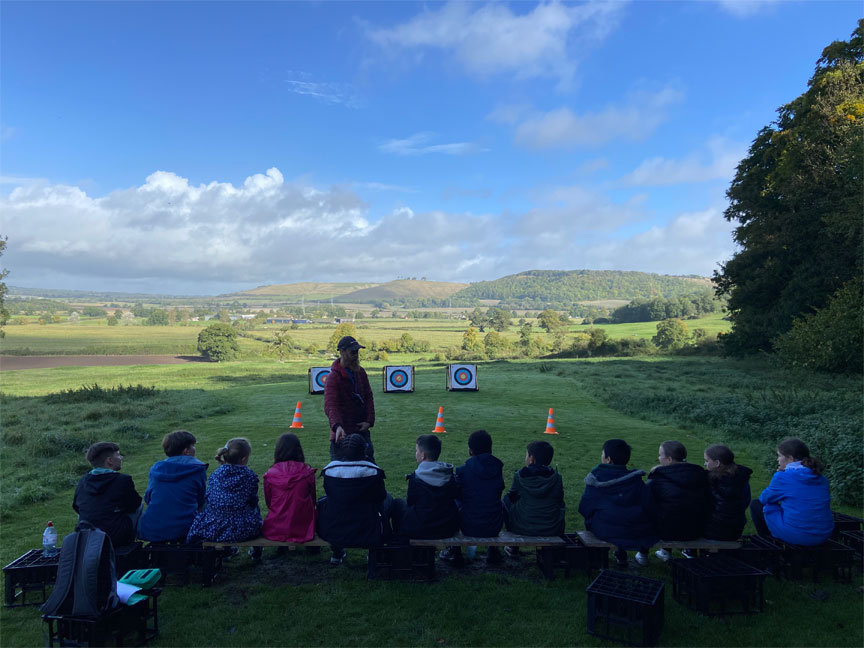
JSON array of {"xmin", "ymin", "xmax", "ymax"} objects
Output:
[
  {"xmin": 202, "ymin": 536, "xmax": 329, "ymax": 551},
  {"xmin": 409, "ymin": 531, "xmax": 566, "ymax": 549},
  {"xmin": 576, "ymin": 531, "xmax": 741, "ymax": 554}
]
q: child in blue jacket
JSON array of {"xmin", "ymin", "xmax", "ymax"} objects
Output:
[
  {"xmin": 750, "ymin": 438, "xmax": 833, "ymax": 546},
  {"xmin": 578, "ymin": 439, "xmax": 657, "ymax": 566}
]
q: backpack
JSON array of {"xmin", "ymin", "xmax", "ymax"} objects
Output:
[{"xmin": 41, "ymin": 523, "xmax": 119, "ymax": 618}]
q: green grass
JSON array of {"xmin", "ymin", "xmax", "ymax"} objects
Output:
[{"xmin": 0, "ymin": 356, "xmax": 860, "ymax": 646}]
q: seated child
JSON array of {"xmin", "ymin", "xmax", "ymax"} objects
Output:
[
  {"xmin": 262, "ymin": 433, "xmax": 317, "ymax": 543},
  {"xmin": 647, "ymin": 440, "xmax": 711, "ymax": 560},
  {"xmin": 317, "ymin": 433, "xmax": 392, "ymax": 565},
  {"xmin": 187, "ymin": 438, "xmax": 262, "ymax": 544},
  {"xmin": 138, "ymin": 430, "xmax": 208, "ymax": 542},
  {"xmin": 578, "ymin": 439, "xmax": 657, "ymax": 566},
  {"xmin": 703, "ymin": 444, "xmax": 752, "ymax": 541},
  {"xmin": 391, "ymin": 434, "xmax": 459, "ymax": 540},
  {"xmin": 503, "ymin": 441, "xmax": 565, "ymax": 543},
  {"xmin": 73, "ymin": 441, "xmax": 142, "ymax": 548},
  {"xmin": 750, "ymin": 438, "xmax": 833, "ymax": 546},
  {"xmin": 442, "ymin": 429, "xmax": 505, "ymax": 564}
]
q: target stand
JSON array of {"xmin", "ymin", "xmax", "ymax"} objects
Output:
[
  {"xmin": 382, "ymin": 366, "xmax": 415, "ymax": 393},
  {"xmin": 447, "ymin": 364, "xmax": 478, "ymax": 391},
  {"xmin": 308, "ymin": 367, "xmax": 331, "ymax": 395}
]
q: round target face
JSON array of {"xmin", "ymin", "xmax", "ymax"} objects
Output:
[
  {"xmin": 389, "ymin": 369, "xmax": 409, "ymax": 388},
  {"xmin": 315, "ymin": 370, "xmax": 330, "ymax": 388},
  {"xmin": 454, "ymin": 368, "xmax": 473, "ymax": 385}
]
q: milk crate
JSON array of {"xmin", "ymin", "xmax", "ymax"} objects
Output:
[
  {"xmin": 145, "ymin": 543, "xmax": 221, "ymax": 585},
  {"xmin": 832, "ymin": 511, "xmax": 863, "ymax": 539},
  {"xmin": 586, "ymin": 570, "xmax": 664, "ymax": 647},
  {"xmin": 3, "ymin": 549, "xmax": 59, "ymax": 607},
  {"xmin": 671, "ymin": 556, "xmax": 768, "ymax": 616},
  {"xmin": 780, "ymin": 539, "xmax": 855, "ymax": 583},
  {"xmin": 537, "ymin": 533, "xmax": 608, "ymax": 580},
  {"xmin": 838, "ymin": 530, "xmax": 863, "ymax": 566},
  {"xmin": 367, "ymin": 545, "xmax": 436, "ymax": 581},
  {"xmin": 42, "ymin": 588, "xmax": 161, "ymax": 647},
  {"xmin": 718, "ymin": 535, "xmax": 783, "ymax": 574}
]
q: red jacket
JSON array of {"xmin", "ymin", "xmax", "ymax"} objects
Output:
[
  {"xmin": 323, "ymin": 359, "xmax": 375, "ymax": 441},
  {"xmin": 261, "ymin": 461, "xmax": 317, "ymax": 543}
]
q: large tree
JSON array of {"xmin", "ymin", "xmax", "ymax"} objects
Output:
[
  {"xmin": 713, "ymin": 21, "xmax": 863, "ymax": 359},
  {"xmin": 0, "ymin": 237, "xmax": 8, "ymax": 338}
]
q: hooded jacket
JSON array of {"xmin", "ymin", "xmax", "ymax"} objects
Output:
[
  {"xmin": 647, "ymin": 462, "xmax": 711, "ymax": 540},
  {"xmin": 505, "ymin": 464, "xmax": 565, "ymax": 536},
  {"xmin": 704, "ymin": 464, "xmax": 752, "ymax": 541},
  {"xmin": 760, "ymin": 462, "xmax": 833, "ymax": 546},
  {"xmin": 323, "ymin": 360, "xmax": 375, "ymax": 442},
  {"xmin": 317, "ymin": 460, "xmax": 387, "ymax": 547},
  {"xmin": 187, "ymin": 464, "xmax": 262, "ymax": 543},
  {"xmin": 455, "ymin": 453, "xmax": 505, "ymax": 537},
  {"xmin": 262, "ymin": 461, "xmax": 317, "ymax": 543},
  {"xmin": 73, "ymin": 471, "xmax": 142, "ymax": 547},
  {"xmin": 578, "ymin": 463, "xmax": 657, "ymax": 550},
  {"xmin": 138, "ymin": 455, "xmax": 208, "ymax": 542},
  {"xmin": 396, "ymin": 461, "xmax": 460, "ymax": 539}
]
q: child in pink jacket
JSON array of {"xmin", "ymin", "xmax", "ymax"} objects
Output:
[{"xmin": 262, "ymin": 434, "xmax": 317, "ymax": 543}]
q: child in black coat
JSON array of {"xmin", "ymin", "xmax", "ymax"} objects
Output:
[{"xmin": 703, "ymin": 444, "xmax": 752, "ymax": 541}]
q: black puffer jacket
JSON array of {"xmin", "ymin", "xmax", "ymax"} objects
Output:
[
  {"xmin": 397, "ymin": 462, "xmax": 460, "ymax": 539},
  {"xmin": 704, "ymin": 465, "xmax": 752, "ymax": 541},
  {"xmin": 317, "ymin": 461, "xmax": 387, "ymax": 547},
  {"xmin": 647, "ymin": 462, "xmax": 710, "ymax": 540}
]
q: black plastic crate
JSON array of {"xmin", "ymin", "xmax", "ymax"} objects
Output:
[
  {"xmin": 43, "ymin": 588, "xmax": 161, "ymax": 647},
  {"xmin": 145, "ymin": 543, "xmax": 221, "ymax": 585},
  {"xmin": 537, "ymin": 533, "xmax": 608, "ymax": 580},
  {"xmin": 3, "ymin": 549, "xmax": 60, "ymax": 607},
  {"xmin": 671, "ymin": 556, "xmax": 768, "ymax": 616},
  {"xmin": 718, "ymin": 535, "xmax": 783, "ymax": 574},
  {"xmin": 586, "ymin": 570, "xmax": 664, "ymax": 647},
  {"xmin": 832, "ymin": 512, "xmax": 863, "ymax": 539},
  {"xmin": 367, "ymin": 545, "xmax": 435, "ymax": 581},
  {"xmin": 780, "ymin": 539, "xmax": 855, "ymax": 583},
  {"xmin": 838, "ymin": 530, "xmax": 863, "ymax": 564}
]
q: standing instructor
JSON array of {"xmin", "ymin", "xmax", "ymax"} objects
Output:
[{"xmin": 324, "ymin": 336, "xmax": 375, "ymax": 461}]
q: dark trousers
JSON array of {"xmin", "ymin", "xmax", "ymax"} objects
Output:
[
  {"xmin": 749, "ymin": 499, "xmax": 774, "ymax": 539},
  {"xmin": 327, "ymin": 492, "xmax": 393, "ymax": 554}
]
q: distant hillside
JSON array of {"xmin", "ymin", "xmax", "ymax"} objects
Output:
[
  {"xmin": 235, "ymin": 282, "xmax": 379, "ymax": 298},
  {"xmin": 335, "ymin": 280, "xmax": 469, "ymax": 303},
  {"xmin": 451, "ymin": 270, "xmax": 712, "ymax": 307}
]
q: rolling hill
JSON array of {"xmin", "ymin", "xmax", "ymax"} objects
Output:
[
  {"xmin": 233, "ymin": 282, "xmax": 379, "ymax": 298},
  {"xmin": 334, "ymin": 279, "xmax": 469, "ymax": 303}
]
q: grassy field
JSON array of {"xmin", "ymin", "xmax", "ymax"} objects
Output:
[
  {"xmin": 0, "ymin": 355, "xmax": 861, "ymax": 647},
  {"xmin": 0, "ymin": 313, "xmax": 731, "ymax": 357}
]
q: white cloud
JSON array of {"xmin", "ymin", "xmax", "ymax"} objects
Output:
[
  {"xmin": 714, "ymin": 0, "xmax": 782, "ymax": 17},
  {"xmin": 512, "ymin": 86, "xmax": 684, "ymax": 149},
  {"xmin": 378, "ymin": 132, "xmax": 487, "ymax": 156},
  {"xmin": 621, "ymin": 136, "xmax": 746, "ymax": 186},
  {"xmin": 1, "ymin": 168, "xmax": 734, "ymax": 293},
  {"xmin": 366, "ymin": 1, "xmax": 625, "ymax": 87},
  {"xmin": 283, "ymin": 75, "xmax": 359, "ymax": 108}
]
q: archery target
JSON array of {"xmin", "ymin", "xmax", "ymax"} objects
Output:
[
  {"xmin": 447, "ymin": 364, "xmax": 478, "ymax": 391},
  {"xmin": 309, "ymin": 367, "xmax": 331, "ymax": 394},
  {"xmin": 383, "ymin": 366, "xmax": 414, "ymax": 393}
]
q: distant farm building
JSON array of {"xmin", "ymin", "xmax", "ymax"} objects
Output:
[{"xmin": 266, "ymin": 318, "xmax": 310, "ymax": 325}]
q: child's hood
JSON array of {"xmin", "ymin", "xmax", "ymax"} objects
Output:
[
  {"xmin": 414, "ymin": 461, "xmax": 454, "ymax": 487},
  {"xmin": 321, "ymin": 460, "xmax": 382, "ymax": 479},
  {"xmin": 150, "ymin": 455, "xmax": 208, "ymax": 482},
  {"xmin": 463, "ymin": 453, "xmax": 503, "ymax": 480},
  {"xmin": 265, "ymin": 461, "xmax": 316, "ymax": 486},
  {"xmin": 584, "ymin": 464, "xmax": 645, "ymax": 488},
  {"xmin": 516, "ymin": 464, "xmax": 559, "ymax": 496},
  {"xmin": 212, "ymin": 463, "xmax": 258, "ymax": 489}
]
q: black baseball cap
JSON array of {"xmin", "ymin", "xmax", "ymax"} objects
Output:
[{"xmin": 337, "ymin": 336, "xmax": 365, "ymax": 351}]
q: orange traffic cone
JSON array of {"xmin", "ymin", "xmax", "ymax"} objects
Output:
[
  {"xmin": 432, "ymin": 406, "xmax": 447, "ymax": 434},
  {"xmin": 544, "ymin": 408, "xmax": 558, "ymax": 435},
  {"xmin": 290, "ymin": 401, "xmax": 304, "ymax": 429}
]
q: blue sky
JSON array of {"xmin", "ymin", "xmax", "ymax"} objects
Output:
[{"xmin": 1, "ymin": 1, "xmax": 860, "ymax": 294}]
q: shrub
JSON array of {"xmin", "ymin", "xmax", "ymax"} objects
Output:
[{"xmin": 197, "ymin": 322, "xmax": 240, "ymax": 362}]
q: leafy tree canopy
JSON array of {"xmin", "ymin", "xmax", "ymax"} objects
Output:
[{"xmin": 197, "ymin": 322, "xmax": 240, "ymax": 362}]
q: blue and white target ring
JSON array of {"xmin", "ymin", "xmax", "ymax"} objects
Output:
[
  {"xmin": 454, "ymin": 368, "xmax": 473, "ymax": 385},
  {"xmin": 389, "ymin": 369, "xmax": 409, "ymax": 388},
  {"xmin": 315, "ymin": 370, "xmax": 330, "ymax": 389}
]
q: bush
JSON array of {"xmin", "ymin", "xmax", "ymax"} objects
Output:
[{"xmin": 197, "ymin": 323, "xmax": 240, "ymax": 362}]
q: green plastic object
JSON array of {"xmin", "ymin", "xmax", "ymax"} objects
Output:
[{"xmin": 118, "ymin": 568, "xmax": 162, "ymax": 604}]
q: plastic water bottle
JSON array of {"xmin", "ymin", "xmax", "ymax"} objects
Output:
[{"xmin": 42, "ymin": 521, "xmax": 58, "ymax": 557}]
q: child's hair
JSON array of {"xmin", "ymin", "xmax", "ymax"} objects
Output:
[
  {"xmin": 660, "ymin": 440, "xmax": 687, "ymax": 462},
  {"xmin": 601, "ymin": 439, "xmax": 631, "ymax": 466},
  {"xmin": 86, "ymin": 441, "xmax": 120, "ymax": 467},
  {"xmin": 216, "ymin": 438, "xmax": 252, "ymax": 465},
  {"xmin": 468, "ymin": 429, "xmax": 492, "ymax": 454},
  {"xmin": 704, "ymin": 443, "xmax": 737, "ymax": 479},
  {"xmin": 777, "ymin": 438, "xmax": 824, "ymax": 475},
  {"xmin": 340, "ymin": 434, "xmax": 368, "ymax": 462},
  {"xmin": 274, "ymin": 433, "xmax": 305, "ymax": 463},
  {"xmin": 526, "ymin": 441, "xmax": 554, "ymax": 466},
  {"xmin": 416, "ymin": 434, "xmax": 442, "ymax": 461},
  {"xmin": 162, "ymin": 430, "xmax": 197, "ymax": 457}
]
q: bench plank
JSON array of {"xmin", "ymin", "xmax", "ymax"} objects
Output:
[
  {"xmin": 576, "ymin": 531, "xmax": 740, "ymax": 551},
  {"xmin": 203, "ymin": 536, "xmax": 329, "ymax": 550},
  {"xmin": 410, "ymin": 531, "xmax": 565, "ymax": 547}
]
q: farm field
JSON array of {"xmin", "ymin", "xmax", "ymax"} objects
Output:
[
  {"xmin": 0, "ymin": 313, "xmax": 731, "ymax": 357},
  {"xmin": 0, "ymin": 355, "xmax": 861, "ymax": 647}
]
